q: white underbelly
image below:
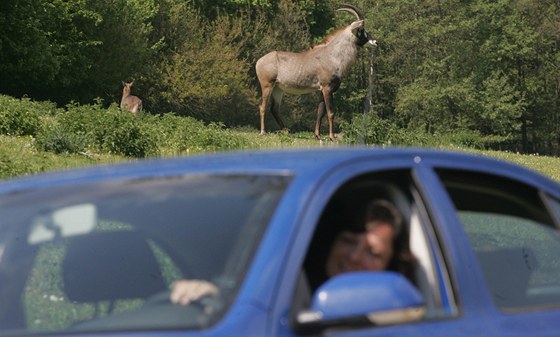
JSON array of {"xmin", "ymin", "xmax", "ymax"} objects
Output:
[{"xmin": 276, "ymin": 82, "xmax": 320, "ymax": 95}]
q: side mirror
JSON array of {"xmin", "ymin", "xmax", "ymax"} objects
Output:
[{"xmin": 297, "ymin": 271, "xmax": 425, "ymax": 333}]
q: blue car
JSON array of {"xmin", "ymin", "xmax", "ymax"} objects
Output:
[{"xmin": 0, "ymin": 148, "xmax": 559, "ymax": 336}]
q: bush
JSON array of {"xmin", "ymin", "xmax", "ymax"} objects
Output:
[
  {"xmin": 159, "ymin": 13, "xmax": 257, "ymax": 126},
  {"xmin": 151, "ymin": 114, "xmax": 250, "ymax": 155},
  {"xmin": 0, "ymin": 95, "xmax": 58, "ymax": 136},
  {"xmin": 35, "ymin": 102, "xmax": 157, "ymax": 158},
  {"xmin": 36, "ymin": 125, "xmax": 87, "ymax": 154},
  {"xmin": 102, "ymin": 118, "xmax": 157, "ymax": 158},
  {"xmin": 433, "ymin": 130, "xmax": 486, "ymax": 150},
  {"xmin": 32, "ymin": 101, "xmax": 251, "ymax": 158},
  {"xmin": 340, "ymin": 112, "xmax": 489, "ymax": 149},
  {"xmin": 340, "ymin": 113, "xmax": 415, "ymax": 146}
]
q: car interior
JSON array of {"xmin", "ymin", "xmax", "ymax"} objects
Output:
[
  {"xmin": 293, "ymin": 170, "xmax": 446, "ymax": 327},
  {"xmin": 438, "ymin": 169, "xmax": 560, "ymax": 311},
  {"xmin": 62, "ymin": 231, "xmax": 168, "ymax": 312},
  {"xmin": 0, "ymin": 174, "xmax": 291, "ymax": 335}
]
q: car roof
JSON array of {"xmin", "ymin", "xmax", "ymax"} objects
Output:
[{"xmin": 0, "ymin": 147, "xmax": 554, "ymax": 194}]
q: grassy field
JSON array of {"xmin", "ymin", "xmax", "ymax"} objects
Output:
[
  {"xmin": 0, "ymin": 135, "xmax": 124, "ymax": 179},
  {"xmin": 2, "ymin": 93, "xmax": 559, "ymax": 181},
  {"xmin": 482, "ymin": 150, "xmax": 560, "ymax": 182},
  {"xmin": 2, "ymin": 131, "xmax": 560, "ymax": 182}
]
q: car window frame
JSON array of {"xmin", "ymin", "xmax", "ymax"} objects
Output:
[
  {"xmin": 435, "ymin": 168, "xmax": 560, "ymax": 313},
  {"xmin": 269, "ymin": 159, "xmax": 459, "ymax": 337}
]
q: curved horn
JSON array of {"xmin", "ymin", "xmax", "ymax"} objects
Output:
[{"xmin": 336, "ymin": 4, "xmax": 364, "ymax": 21}]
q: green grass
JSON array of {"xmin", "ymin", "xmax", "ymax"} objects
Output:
[
  {"xmin": 2, "ymin": 93, "xmax": 558, "ymax": 181},
  {"xmin": 0, "ymin": 135, "xmax": 125, "ymax": 179},
  {"xmin": 0, "ymin": 130, "xmax": 328, "ymax": 180},
  {"xmin": 2, "ymin": 131, "xmax": 560, "ymax": 182},
  {"xmin": 482, "ymin": 150, "xmax": 560, "ymax": 182}
]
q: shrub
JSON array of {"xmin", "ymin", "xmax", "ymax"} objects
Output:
[
  {"xmin": 102, "ymin": 118, "xmax": 157, "ymax": 157},
  {"xmin": 58, "ymin": 102, "xmax": 112, "ymax": 148},
  {"xmin": 36, "ymin": 125, "xmax": 87, "ymax": 154},
  {"xmin": 434, "ymin": 130, "xmax": 486, "ymax": 149},
  {"xmin": 340, "ymin": 112, "xmax": 490, "ymax": 149},
  {"xmin": 340, "ymin": 113, "xmax": 413, "ymax": 146},
  {"xmin": 35, "ymin": 102, "xmax": 157, "ymax": 158},
  {"xmin": 160, "ymin": 13, "xmax": 257, "ymax": 126},
  {"xmin": 195, "ymin": 122, "xmax": 250, "ymax": 151},
  {"xmin": 151, "ymin": 114, "xmax": 250, "ymax": 155},
  {"xmin": 0, "ymin": 95, "xmax": 57, "ymax": 136},
  {"xmin": 34, "ymin": 102, "xmax": 250, "ymax": 158}
]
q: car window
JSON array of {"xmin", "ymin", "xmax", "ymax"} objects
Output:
[
  {"xmin": 0, "ymin": 174, "xmax": 291, "ymax": 335},
  {"xmin": 437, "ymin": 170, "xmax": 560, "ymax": 311},
  {"xmin": 295, "ymin": 169, "xmax": 454, "ymax": 330},
  {"xmin": 23, "ymin": 231, "xmax": 182, "ymax": 332}
]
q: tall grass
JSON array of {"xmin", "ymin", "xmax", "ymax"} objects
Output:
[{"xmin": 1, "ymin": 94, "xmax": 560, "ymax": 182}]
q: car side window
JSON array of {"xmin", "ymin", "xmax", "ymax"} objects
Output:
[
  {"xmin": 437, "ymin": 170, "xmax": 560, "ymax": 311},
  {"xmin": 302, "ymin": 171, "xmax": 417, "ymax": 292},
  {"xmin": 293, "ymin": 169, "xmax": 455, "ymax": 333}
]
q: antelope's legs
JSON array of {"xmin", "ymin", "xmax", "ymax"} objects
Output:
[
  {"xmin": 258, "ymin": 83, "xmax": 273, "ymax": 135},
  {"xmin": 321, "ymin": 88, "xmax": 336, "ymax": 142},
  {"xmin": 270, "ymin": 87, "xmax": 286, "ymax": 131},
  {"xmin": 314, "ymin": 100, "xmax": 325, "ymax": 140}
]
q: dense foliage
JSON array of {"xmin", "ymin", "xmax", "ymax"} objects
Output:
[
  {"xmin": 0, "ymin": 94, "xmax": 520, "ymax": 160},
  {"xmin": 3, "ymin": 94, "xmax": 560, "ymax": 184},
  {"xmin": 0, "ymin": 95, "xmax": 319, "ymax": 160},
  {"xmin": 1, "ymin": 0, "xmax": 559, "ymax": 154}
]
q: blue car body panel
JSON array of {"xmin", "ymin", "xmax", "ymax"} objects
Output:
[{"xmin": 1, "ymin": 147, "xmax": 560, "ymax": 337}]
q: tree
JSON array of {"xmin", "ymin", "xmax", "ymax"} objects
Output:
[
  {"xmin": 0, "ymin": 0, "xmax": 96, "ymax": 99},
  {"xmin": 154, "ymin": 5, "xmax": 256, "ymax": 125},
  {"xmin": 0, "ymin": 0, "xmax": 158, "ymax": 105}
]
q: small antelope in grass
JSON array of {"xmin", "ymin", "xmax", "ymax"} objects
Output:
[
  {"xmin": 256, "ymin": 4, "xmax": 376, "ymax": 141},
  {"xmin": 120, "ymin": 81, "xmax": 143, "ymax": 113}
]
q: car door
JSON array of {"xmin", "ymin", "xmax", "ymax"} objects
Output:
[
  {"xmin": 271, "ymin": 156, "xmax": 498, "ymax": 337},
  {"xmin": 430, "ymin": 166, "xmax": 560, "ymax": 337}
]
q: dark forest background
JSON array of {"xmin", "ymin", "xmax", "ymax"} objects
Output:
[{"xmin": 1, "ymin": 0, "xmax": 559, "ymax": 154}]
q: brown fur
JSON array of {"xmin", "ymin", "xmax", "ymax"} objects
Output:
[
  {"xmin": 120, "ymin": 81, "xmax": 143, "ymax": 113},
  {"xmin": 256, "ymin": 9, "xmax": 374, "ymax": 142}
]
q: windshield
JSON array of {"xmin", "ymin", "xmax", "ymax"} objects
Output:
[{"xmin": 0, "ymin": 173, "xmax": 291, "ymax": 335}]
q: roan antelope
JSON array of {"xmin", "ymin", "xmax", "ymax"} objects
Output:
[
  {"xmin": 120, "ymin": 81, "xmax": 143, "ymax": 113},
  {"xmin": 255, "ymin": 4, "xmax": 376, "ymax": 141}
]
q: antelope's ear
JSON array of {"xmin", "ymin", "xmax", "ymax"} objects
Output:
[
  {"xmin": 350, "ymin": 20, "xmax": 364, "ymax": 31},
  {"xmin": 122, "ymin": 81, "xmax": 126, "ymax": 86}
]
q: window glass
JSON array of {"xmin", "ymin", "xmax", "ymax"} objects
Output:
[
  {"xmin": 298, "ymin": 170, "xmax": 452, "ymax": 323},
  {"xmin": 303, "ymin": 171, "xmax": 419, "ymax": 294},
  {"xmin": 0, "ymin": 174, "xmax": 291, "ymax": 335},
  {"xmin": 438, "ymin": 170, "xmax": 560, "ymax": 311}
]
